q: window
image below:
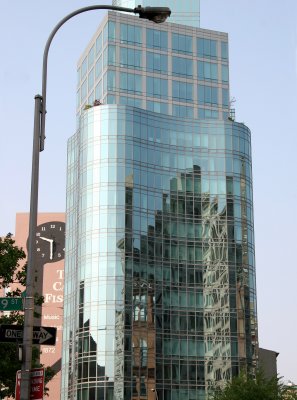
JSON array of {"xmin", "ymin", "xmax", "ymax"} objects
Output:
[
  {"xmin": 147, "ymin": 101, "xmax": 168, "ymax": 114},
  {"xmin": 146, "ymin": 51, "xmax": 167, "ymax": 74},
  {"xmin": 77, "ymin": 67, "xmax": 80, "ymax": 85},
  {"xmin": 120, "ymin": 96, "xmax": 142, "ymax": 108},
  {"xmin": 222, "ymin": 88, "xmax": 229, "ymax": 107},
  {"xmin": 95, "ymin": 80, "xmax": 102, "ymax": 101},
  {"xmin": 120, "ymin": 24, "xmax": 142, "ymax": 45},
  {"xmin": 173, "ymin": 104, "xmax": 194, "ymax": 118},
  {"xmin": 147, "ymin": 28, "xmax": 168, "ymax": 50},
  {"xmin": 172, "ymin": 33, "xmax": 193, "ymax": 54},
  {"xmin": 95, "ymin": 55, "xmax": 102, "ymax": 79},
  {"xmin": 222, "ymin": 64, "xmax": 229, "ymax": 82},
  {"xmin": 146, "ymin": 77, "xmax": 168, "ymax": 98},
  {"xmin": 221, "ymin": 42, "xmax": 228, "ymax": 60},
  {"xmin": 198, "ymin": 61, "xmax": 218, "ymax": 81},
  {"xmin": 172, "ymin": 81, "xmax": 193, "ymax": 102},
  {"xmin": 88, "ymin": 45, "xmax": 95, "ymax": 67},
  {"xmin": 76, "ymin": 89, "xmax": 80, "ymax": 108},
  {"xmin": 120, "ymin": 72, "xmax": 142, "ymax": 94},
  {"xmin": 198, "ymin": 108, "xmax": 218, "ymax": 119},
  {"xmin": 103, "ymin": 70, "xmax": 116, "ymax": 93},
  {"xmin": 140, "ymin": 339, "xmax": 148, "ymax": 367},
  {"xmin": 133, "ymin": 295, "xmax": 147, "ymax": 321},
  {"xmin": 197, "ymin": 38, "xmax": 217, "ymax": 58},
  {"xmin": 103, "ymin": 45, "xmax": 116, "ymax": 67},
  {"xmin": 172, "ymin": 56, "xmax": 193, "ymax": 77},
  {"xmin": 88, "ymin": 68, "xmax": 95, "ymax": 91},
  {"xmin": 106, "ymin": 94, "xmax": 116, "ymax": 104},
  {"xmin": 81, "ymin": 79, "xmax": 87, "ymax": 102},
  {"xmin": 103, "ymin": 21, "xmax": 116, "ymax": 43},
  {"xmin": 81, "ymin": 57, "xmax": 87, "ymax": 80},
  {"xmin": 198, "ymin": 85, "xmax": 218, "ymax": 105},
  {"xmin": 120, "ymin": 47, "xmax": 142, "ymax": 69},
  {"xmin": 96, "ymin": 32, "xmax": 102, "ymax": 55}
]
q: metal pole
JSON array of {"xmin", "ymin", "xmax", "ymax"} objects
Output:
[{"xmin": 20, "ymin": 95, "xmax": 42, "ymax": 400}]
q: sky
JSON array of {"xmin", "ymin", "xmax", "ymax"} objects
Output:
[{"xmin": 1, "ymin": 0, "xmax": 297, "ymax": 384}]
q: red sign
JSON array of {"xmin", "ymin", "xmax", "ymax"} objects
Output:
[{"xmin": 15, "ymin": 368, "xmax": 45, "ymax": 400}]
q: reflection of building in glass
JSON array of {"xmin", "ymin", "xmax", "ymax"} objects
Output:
[{"xmin": 61, "ymin": 3, "xmax": 258, "ymax": 399}]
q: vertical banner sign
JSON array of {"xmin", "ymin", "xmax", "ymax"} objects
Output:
[{"xmin": 15, "ymin": 368, "xmax": 45, "ymax": 400}]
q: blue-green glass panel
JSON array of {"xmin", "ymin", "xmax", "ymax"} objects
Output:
[
  {"xmin": 146, "ymin": 52, "xmax": 167, "ymax": 74},
  {"xmin": 120, "ymin": 72, "xmax": 142, "ymax": 94},
  {"xmin": 147, "ymin": 100, "xmax": 168, "ymax": 114},
  {"xmin": 120, "ymin": 47, "xmax": 142, "ymax": 69},
  {"xmin": 81, "ymin": 57, "xmax": 87, "ymax": 79},
  {"xmin": 146, "ymin": 28, "xmax": 168, "ymax": 50},
  {"xmin": 221, "ymin": 41, "xmax": 228, "ymax": 60},
  {"xmin": 222, "ymin": 64, "xmax": 229, "ymax": 82},
  {"xmin": 172, "ymin": 33, "xmax": 193, "ymax": 54},
  {"xmin": 222, "ymin": 88, "xmax": 229, "ymax": 107},
  {"xmin": 95, "ymin": 80, "xmax": 102, "ymax": 101},
  {"xmin": 95, "ymin": 55, "xmax": 102, "ymax": 80},
  {"xmin": 88, "ymin": 67, "xmax": 94, "ymax": 91},
  {"xmin": 103, "ymin": 70, "xmax": 116, "ymax": 92},
  {"xmin": 198, "ymin": 61, "xmax": 218, "ymax": 81},
  {"xmin": 172, "ymin": 56, "xmax": 193, "ymax": 77},
  {"xmin": 172, "ymin": 104, "xmax": 194, "ymax": 118},
  {"xmin": 81, "ymin": 79, "xmax": 87, "ymax": 101},
  {"xmin": 172, "ymin": 81, "xmax": 193, "ymax": 102},
  {"xmin": 146, "ymin": 77, "xmax": 168, "ymax": 98},
  {"xmin": 120, "ymin": 23, "xmax": 142, "ymax": 45},
  {"xmin": 88, "ymin": 45, "xmax": 95, "ymax": 68},
  {"xmin": 95, "ymin": 32, "xmax": 102, "ymax": 55}
]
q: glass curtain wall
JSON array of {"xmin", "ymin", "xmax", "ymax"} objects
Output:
[{"xmin": 61, "ymin": 105, "xmax": 258, "ymax": 400}]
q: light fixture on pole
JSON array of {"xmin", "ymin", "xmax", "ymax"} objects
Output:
[{"xmin": 21, "ymin": 4, "xmax": 170, "ymax": 400}]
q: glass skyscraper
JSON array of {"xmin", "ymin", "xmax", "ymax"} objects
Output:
[{"xmin": 61, "ymin": 3, "xmax": 258, "ymax": 400}]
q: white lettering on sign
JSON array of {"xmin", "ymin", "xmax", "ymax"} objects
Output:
[
  {"xmin": 53, "ymin": 281, "xmax": 63, "ymax": 291},
  {"xmin": 43, "ymin": 315, "xmax": 60, "ymax": 320},
  {"xmin": 5, "ymin": 329, "xmax": 22, "ymax": 338},
  {"xmin": 44, "ymin": 294, "xmax": 63, "ymax": 303}
]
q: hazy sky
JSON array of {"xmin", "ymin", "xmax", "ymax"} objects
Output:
[{"xmin": 1, "ymin": 0, "xmax": 296, "ymax": 383}]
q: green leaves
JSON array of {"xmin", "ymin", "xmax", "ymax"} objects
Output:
[
  {"xmin": 0, "ymin": 233, "xmax": 56, "ymax": 397},
  {"xmin": 0, "ymin": 234, "xmax": 25, "ymax": 288},
  {"xmin": 212, "ymin": 371, "xmax": 297, "ymax": 400}
]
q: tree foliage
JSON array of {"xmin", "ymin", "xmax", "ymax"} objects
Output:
[
  {"xmin": 212, "ymin": 372, "xmax": 297, "ymax": 400},
  {"xmin": 0, "ymin": 234, "xmax": 55, "ymax": 397},
  {"xmin": 0, "ymin": 233, "xmax": 26, "ymax": 289}
]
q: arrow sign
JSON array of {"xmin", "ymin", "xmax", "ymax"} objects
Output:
[{"xmin": 0, "ymin": 325, "xmax": 56, "ymax": 345}]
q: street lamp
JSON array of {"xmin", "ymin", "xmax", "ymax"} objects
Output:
[
  {"xmin": 21, "ymin": 4, "xmax": 170, "ymax": 400},
  {"xmin": 151, "ymin": 388, "xmax": 159, "ymax": 400}
]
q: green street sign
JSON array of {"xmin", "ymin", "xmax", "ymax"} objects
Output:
[{"xmin": 0, "ymin": 298, "xmax": 23, "ymax": 311}]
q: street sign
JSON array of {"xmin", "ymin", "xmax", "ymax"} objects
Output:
[
  {"xmin": 15, "ymin": 368, "xmax": 45, "ymax": 400},
  {"xmin": 0, "ymin": 325, "xmax": 56, "ymax": 345},
  {"xmin": 0, "ymin": 297, "xmax": 23, "ymax": 311}
]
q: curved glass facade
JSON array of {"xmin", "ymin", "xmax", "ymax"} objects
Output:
[{"xmin": 61, "ymin": 105, "xmax": 257, "ymax": 400}]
